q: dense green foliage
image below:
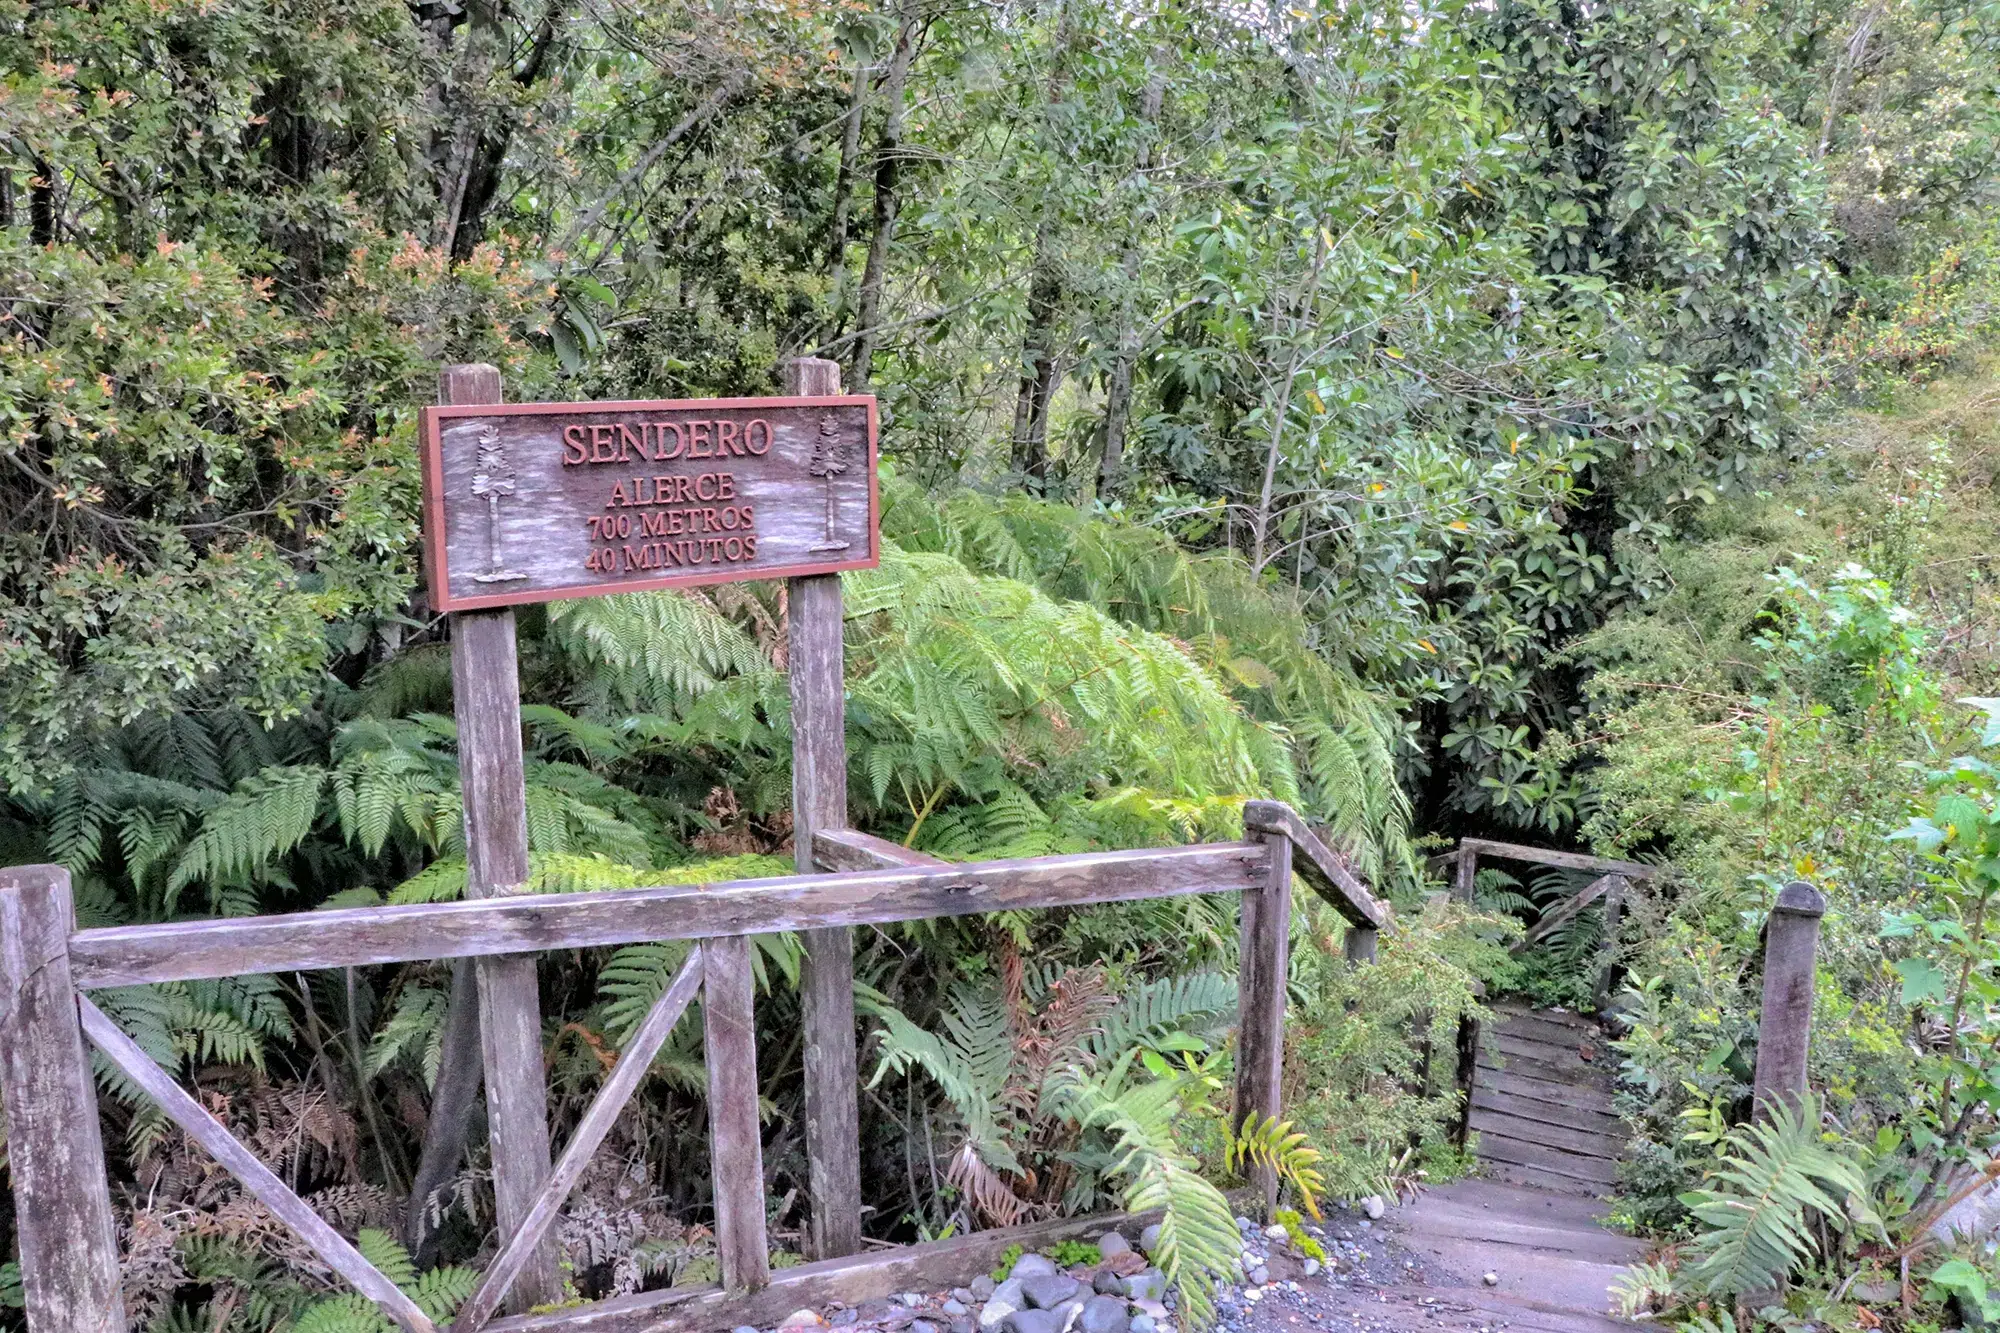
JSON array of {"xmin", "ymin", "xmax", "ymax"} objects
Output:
[{"xmin": 4, "ymin": 0, "xmax": 2000, "ymax": 1324}]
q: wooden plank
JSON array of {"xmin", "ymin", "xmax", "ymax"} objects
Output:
[
  {"xmin": 1490, "ymin": 1006, "xmax": 1601, "ymax": 1046},
  {"xmin": 444, "ymin": 363, "xmax": 561, "ymax": 1312},
  {"xmin": 1477, "ymin": 1047, "xmax": 1614, "ymax": 1090},
  {"xmin": 78, "ymin": 996, "xmax": 434, "ymax": 1333},
  {"xmin": 1510, "ymin": 874, "xmax": 1613, "ymax": 955},
  {"xmin": 70, "ymin": 842, "xmax": 1268, "ymax": 988},
  {"xmin": 0, "ymin": 866, "xmax": 126, "ymax": 1333},
  {"xmin": 1234, "ymin": 824, "xmax": 1291, "ymax": 1216},
  {"xmin": 1473, "ymin": 1067, "xmax": 1617, "ymax": 1115},
  {"xmin": 782, "ymin": 383, "xmax": 866, "ymax": 1267},
  {"xmin": 1467, "ymin": 1110, "xmax": 1624, "ymax": 1160},
  {"xmin": 1458, "ymin": 839, "xmax": 1660, "ymax": 880},
  {"xmin": 1752, "ymin": 880, "xmax": 1827, "ymax": 1122},
  {"xmin": 704, "ymin": 936, "xmax": 770, "ymax": 1291},
  {"xmin": 481, "ymin": 1197, "xmax": 1216, "ymax": 1333},
  {"xmin": 456, "ymin": 949, "xmax": 706, "ymax": 1332},
  {"xmin": 1488, "ymin": 1029, "xmax": 1612, "ymax": 1075},
  {"xmin": 1470, "ymin": 1087, "xmax": 1623, "ymax": 1132},
  {"xmin": 1477, "ymin": 1158, "xmax": 1608, "ymax": 1199},
  {"xmin": 1241, "ymin": 800, "xmax": 1386, "ymax": 928},
  {"xmin": 1474, "ymin": 1127, "xmax": 1622, "ymax": 1183},
  {"xmin": 812, "ymin": 828, "xmax": 949, "ymax": 873}
]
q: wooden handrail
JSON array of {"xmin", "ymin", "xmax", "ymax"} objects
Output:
[
  {"xmin": 1241, "ymin": 800, "xmax": 1388, "ymax": 929},
  {"xmin": 1456, "ymin": 837, "xmax": 1661, "ymax": 880},
  {"xmin": 67, "ymin": 842, "xmax": 1269, "ymax": 989}
]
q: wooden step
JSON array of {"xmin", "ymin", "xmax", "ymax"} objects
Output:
[
  {"xmin": 1478, "ymin": 1157, "xmax": 1610, "ymax": 1198},
  {"xmin": 1475, "ymin": 1127, "xmax": 1622, "ymax": 1188},
  {"xmin": 1490, "ymin": 1006, "xmax": 1605, "ymax": 1048},
  {"xmin": 1473, "ymin": 1063, "xmax": 1618, "ymax": 1114},
  {"xmin": 1486, "ymin": 1030, "xmax": 1616, "ymax": 1081},
  {"xmin": 1467, "ymin": 1108, "xmax": 1624, "ymax": 1160},
  {"xmin": 1470, "ymin": 1085, "xmax": 1623, "ymax": 1133},
  {"xmin": 1478, "ymin": 1047, "xmax": 1614, "ymax": 1090}
]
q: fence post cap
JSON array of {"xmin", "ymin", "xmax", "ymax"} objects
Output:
[{"xmin": 1773, "ymin": 880, "xmax": 1827, "ymax": 918}]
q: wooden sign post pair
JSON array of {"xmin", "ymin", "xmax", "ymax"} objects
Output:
[{"xmin": 430, "ymin": 358, "xmax": 878, "ymax": 1308}]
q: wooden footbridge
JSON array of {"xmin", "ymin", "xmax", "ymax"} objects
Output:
[{"xmin": 1381, "ymin": 841, "xmax": 1830, "ymax": 1329}]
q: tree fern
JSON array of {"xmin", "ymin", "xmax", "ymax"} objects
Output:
[{"xmin": 1678, "ymin": 1096, "xmax": 1881, "ymax": 1295}]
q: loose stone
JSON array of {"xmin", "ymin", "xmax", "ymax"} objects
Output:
[
  {"xmin": 1004, "ymin": 1311, "xmax": 1062, "ymax": 1333},
  {"xmin": 1097, "ymin": 1232, "xmax": 1132, "ymax": 1259},
  {"xmin": 1012, "ymin": 1254, "xmax": 1060, "ymax": 1280},
  {"xmin": 1022, "ymin": 1275, "xmax": 1082, "ymax": 1310}
]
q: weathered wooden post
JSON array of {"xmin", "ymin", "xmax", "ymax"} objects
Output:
[
  {"xmin": 785, "ymin": 355, "xmax": 864, "ymax": 1261},
  {"xmin": 1236, "ymin": 818, "xmax": 1292, "ymax": 1216},
  {"xmin": 704, "ymin": 936, "xmax": 771, "ymax": 1291},
  {"xmin": 1343, "ymin": 923, "xmax": 1377, "ymax": 966},
  {"xmin": 439, "ymin": 364, "xmax": 562, "ymax": 1311},
  {"xmin": 1752, "ymin": 880, "xmax": 1827, "ymax": 1122},
  {"xmin": 1591, "ymin": 874, "xmax": 1629, "ymax": 1012},
  {"xmin": 1453, "ymin": 845, "xmax": 1476, "ymax": 903},
  {"xmin": 0, "ymin": 865, "xmax": 127, "ymax": 1333}
]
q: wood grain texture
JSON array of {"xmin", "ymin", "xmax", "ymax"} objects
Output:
[
  {"xmin": 479, "ymin": 1197, "xmax": 1218, "ymax": 1333},
  {"xmin": 1240, "ymin": 800, "xmax": 1386, "ymax": 927},
  {"xmin": 811, "ymin": 828, "xmax": 949, "ymax": 873},
  {"xmin": 419, "ymin": 395, "xmax": 878, "ymax": 611},
  {"xmin": 703, "ymin": 936, "xmax": 770, "ymax": 1291},
  {"xmin": 779, "ymin": 367, "xmax": 865, "ymax": 1262},
  {"xmin": 445, "ymin": 365, "xmax": 561, "ymax": 1313},
  {"xmin": 78, "ymin": 996, "xmax": 435, "ymax": 1333},
  {"xmin": 71, "ymin": 842, "xmax": 1268, "ymax": 987},
  {"xmin": 1234, "ymin": 826, "xmax": 1291, "ymax": 1217},
  {"xmin": 1454, "ymin": 846, "xmax": 1476, "ymax": 903},
  {"xmin": 1592, "ymin": 876, "xmax": 1627, "ymax": 1011},
  {"xmin": 456, "ymin": 949, "xmax": 706, "ymax": 1332},
  {"xmin": 0, "ymin": 866, "xmax": 126, "ymax": 1333},
  {"xmin": 1457, "ymin": 839, "xmax": 1660, "ymax": 880},
  {"xmin": 1752, "ymin": 880, "xmax": 1827, "ymax": 1123}
]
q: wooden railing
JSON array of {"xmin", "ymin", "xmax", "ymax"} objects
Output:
[{"xmin": 0, "ymin": 801, "xmax": 1385, "ymax": 1333}]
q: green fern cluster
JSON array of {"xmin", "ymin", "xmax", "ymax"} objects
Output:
[{"xmin": 882, "ymin": 483, "xmax": 1413, "ymax": 886}]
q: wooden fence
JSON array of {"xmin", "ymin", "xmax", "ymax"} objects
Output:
[
  {"xmin": 0, "ymin": 799, "xmax": 1386, "ymax": 1333},
  {"xmin": 0, "ymin": 354, "xmax": 1395, "ymax": 1333}
]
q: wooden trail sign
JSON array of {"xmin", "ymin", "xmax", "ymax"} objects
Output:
[{"xmin": 420, "ymin": 395, "xmax": 880, "ymax": 612}]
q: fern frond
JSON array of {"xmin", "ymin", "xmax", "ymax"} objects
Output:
[{"xmin": 1679, "ymin": 1095, "xmax": 1879, "ymax": 1296}]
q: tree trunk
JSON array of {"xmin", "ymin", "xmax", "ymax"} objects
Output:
[
  {"xmin": 1096, "ymin": 63, "xmax": 1167, "ymax": 500},
  {"xmin": 434, "ymin": 2, "xmax": 563, "ymax": 261},
  {"xmin": 403, "ymin": 958, "xmax": 486, "ymax": 1262},
  {"xmin": 29, "ymin": 157, "xmax": 55, "ymax": 247},
  {"xmin": 823, "ymin": 48, "xmax": 874, "ymax": 339},
  {"xmin": 1009, "ymin": 228, "xmax": 1064, "ymax": 487},
  {"xmin": 1008, "ymin": 0, "xmax": 1079, "ymax": 488},
  {"xmin": 849, "ymin": 1, "xmax": 922, "ymax": 386}
]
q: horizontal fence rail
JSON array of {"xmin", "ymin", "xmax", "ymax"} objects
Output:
[{"xmin": 67, "ymin": 842, "xmax": 1270, "ymax": 989}]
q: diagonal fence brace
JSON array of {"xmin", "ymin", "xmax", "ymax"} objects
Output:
[
  {"xmin": 453, "ymin": 946, "xmax": 707, "ymax": 1332},
  {"xmin": 78, "ymin": 996, "xmax": 437, "ymax": 1333}
]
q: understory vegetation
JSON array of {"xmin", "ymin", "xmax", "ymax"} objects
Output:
[{"xmin": 3, "ymin": 0, "xmax": 2000, "ymax": 1327}]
